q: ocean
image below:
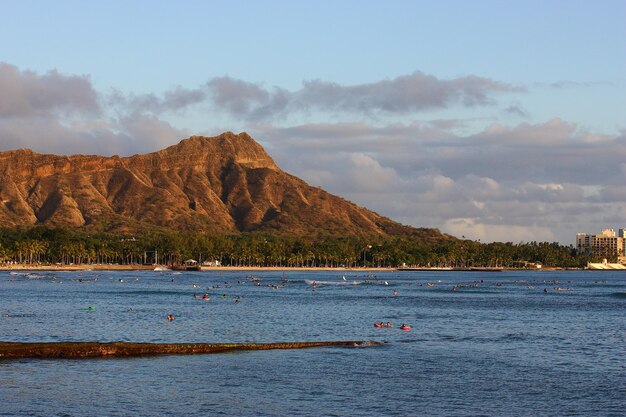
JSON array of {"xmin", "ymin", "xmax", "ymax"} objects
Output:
[{"xmin": 1, "ymin": 269, "xmax": 624, "ymax": 416}]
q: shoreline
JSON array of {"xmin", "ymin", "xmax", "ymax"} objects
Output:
[
  {"xmin": 0, "ymin": 264, "xmax": 394, "ymax": 272},
  {"xmin": 0, "ymin": 264, "xmax": 584, "ymax": 272}
]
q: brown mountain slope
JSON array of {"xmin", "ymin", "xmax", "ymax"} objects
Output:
[{"xmin": 0, "ymin": 132, "xmax": 447, "ymax": 240}]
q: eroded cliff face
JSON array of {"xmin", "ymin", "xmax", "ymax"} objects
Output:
[{"xmin": 0, "ymin": 131, "xmax": 441, "ymax": 238}]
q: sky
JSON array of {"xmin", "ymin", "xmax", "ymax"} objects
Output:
[{"xmin": 0, "ymin": 0, "xmax": 624, "ymax": 244}]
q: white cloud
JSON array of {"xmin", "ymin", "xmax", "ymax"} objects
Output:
[
  {"xmin": 0, "ymin": 63, "xmax": 99, "ymax": 118},
  {"xmin": 117, "ymin": 113, "xmax": 187, "ymax": 154},
  {"xmin": 252, "ymin": 120, "xmax": 625, "ymax": 243},
  {"xmin": 444, "ymin": 218, "xmax": 555, "ymax": 243},
  {"xmin": 345, "ymin": 153, "xmax": 400, "ymax": 193}
]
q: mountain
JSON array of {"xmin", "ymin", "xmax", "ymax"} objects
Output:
[{"xmin": 0, "ymin": 132, "xmax": 447, "ymax": 240}]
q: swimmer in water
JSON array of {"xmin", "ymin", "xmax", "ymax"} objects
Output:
[{"xmin": 167, "ymin": 314, "xmax": 174, "ymax": 321}]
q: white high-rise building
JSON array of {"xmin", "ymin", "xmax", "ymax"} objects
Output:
[{"xmin": 577, "ymin": 228, "xmax": 625, "ymax": 261}]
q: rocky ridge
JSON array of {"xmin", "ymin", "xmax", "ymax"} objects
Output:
[{"xmin": 0, "ymin": 132, "xmax": 445, "ymax": 239}]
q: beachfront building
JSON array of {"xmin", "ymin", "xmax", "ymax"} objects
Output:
[{"xmin": 576, "ymin": 229, "xmax": 625, "ymax": 262}]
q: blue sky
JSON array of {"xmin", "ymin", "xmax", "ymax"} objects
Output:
[{"xmin": 0, "ymin": 1, "xmax": 624, "ymax": 243}]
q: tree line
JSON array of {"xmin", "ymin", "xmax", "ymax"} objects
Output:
[{"xmin": 0, "ymin": 226, "xmax": 593, "ymax": 268}]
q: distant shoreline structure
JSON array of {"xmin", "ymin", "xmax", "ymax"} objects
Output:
[
  {"xmin": 397, "ymin": 267, "xmax": 505, "ymax": 272},
  {"xmin": 586, "ymin": 261, "xmax": 626, "ymax": 270},
  {"xmin": 0, "ymin": 263, "xmax": 595, "ymax": 272}
]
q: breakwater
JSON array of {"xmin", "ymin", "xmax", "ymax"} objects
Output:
[{"xmin": 0, "ymin": 341, "xmax": 380, "ymax": 359}]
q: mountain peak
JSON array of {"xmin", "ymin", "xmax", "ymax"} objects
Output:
[
  {"xmin": 0, "ymin": 132, "xmax": 445, "ymax": 240},
  {"xmin": 157, "ymin": 132, "xmax": 278, "ymax": 170}
]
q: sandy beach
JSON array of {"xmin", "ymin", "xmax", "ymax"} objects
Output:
[
  {"xmin": 0, "ymin": 263, "xmax": 394, "ymax": 272},
  {"xmin": 0, "ymin": 263, "xmax": 576, "ymax": 272}
]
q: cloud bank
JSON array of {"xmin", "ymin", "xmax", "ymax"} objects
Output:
[
  {"xmin": 0, "ymin": 62, "xmax": 622, "ymax": 243},
  {"xmin": 205, "ymin": 71, "xmax": 521, "ymax": 121},
  {"xmin": 256, "ymin": 120, "xmax": 626, "ymax": 243},
  {"xmin": 0, "ymin": 62, "xmax": 186, "ymax": 155},
  {"xmin": 0, "ymin": 63, "xmax": 99, "ymax": 118}
]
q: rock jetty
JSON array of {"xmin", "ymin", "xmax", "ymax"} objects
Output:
[{"xmin": 0, "ymin": 341, "xmax": 381, "ymax": 359}]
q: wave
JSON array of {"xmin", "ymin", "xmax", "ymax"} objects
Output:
[
  {"xmin": 499, "ymin": 333, "xmax": 530, "ymax": 341},
  {"xmin": 96, "ymin": 289, "xmax": 191, "ymax": 296},
  {"xmin": 436, "ymin": 333, "xmax": 532, "ymax": 343},
  {"xmin": 608, "ymin": 292, "xmax": 626, "ymax": 299},
  {"xmin": 8, "ymin": 272, "xmax": 50, "ymax": 279},
  {"xmin": 4, "ymin": 313, "xmax": 38, "ymax": 318},
  {"xmin": 304, "ymin": 279, "xmax": 363, "ymax": 286},
  {"xmin": 302, "ymin": 279, "xmax": 391, "ymax": 286}
]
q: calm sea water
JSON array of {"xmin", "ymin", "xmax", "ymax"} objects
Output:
[{"xmin": 1, "ymin": 269, "xmax": 624, "ymax": 416}]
